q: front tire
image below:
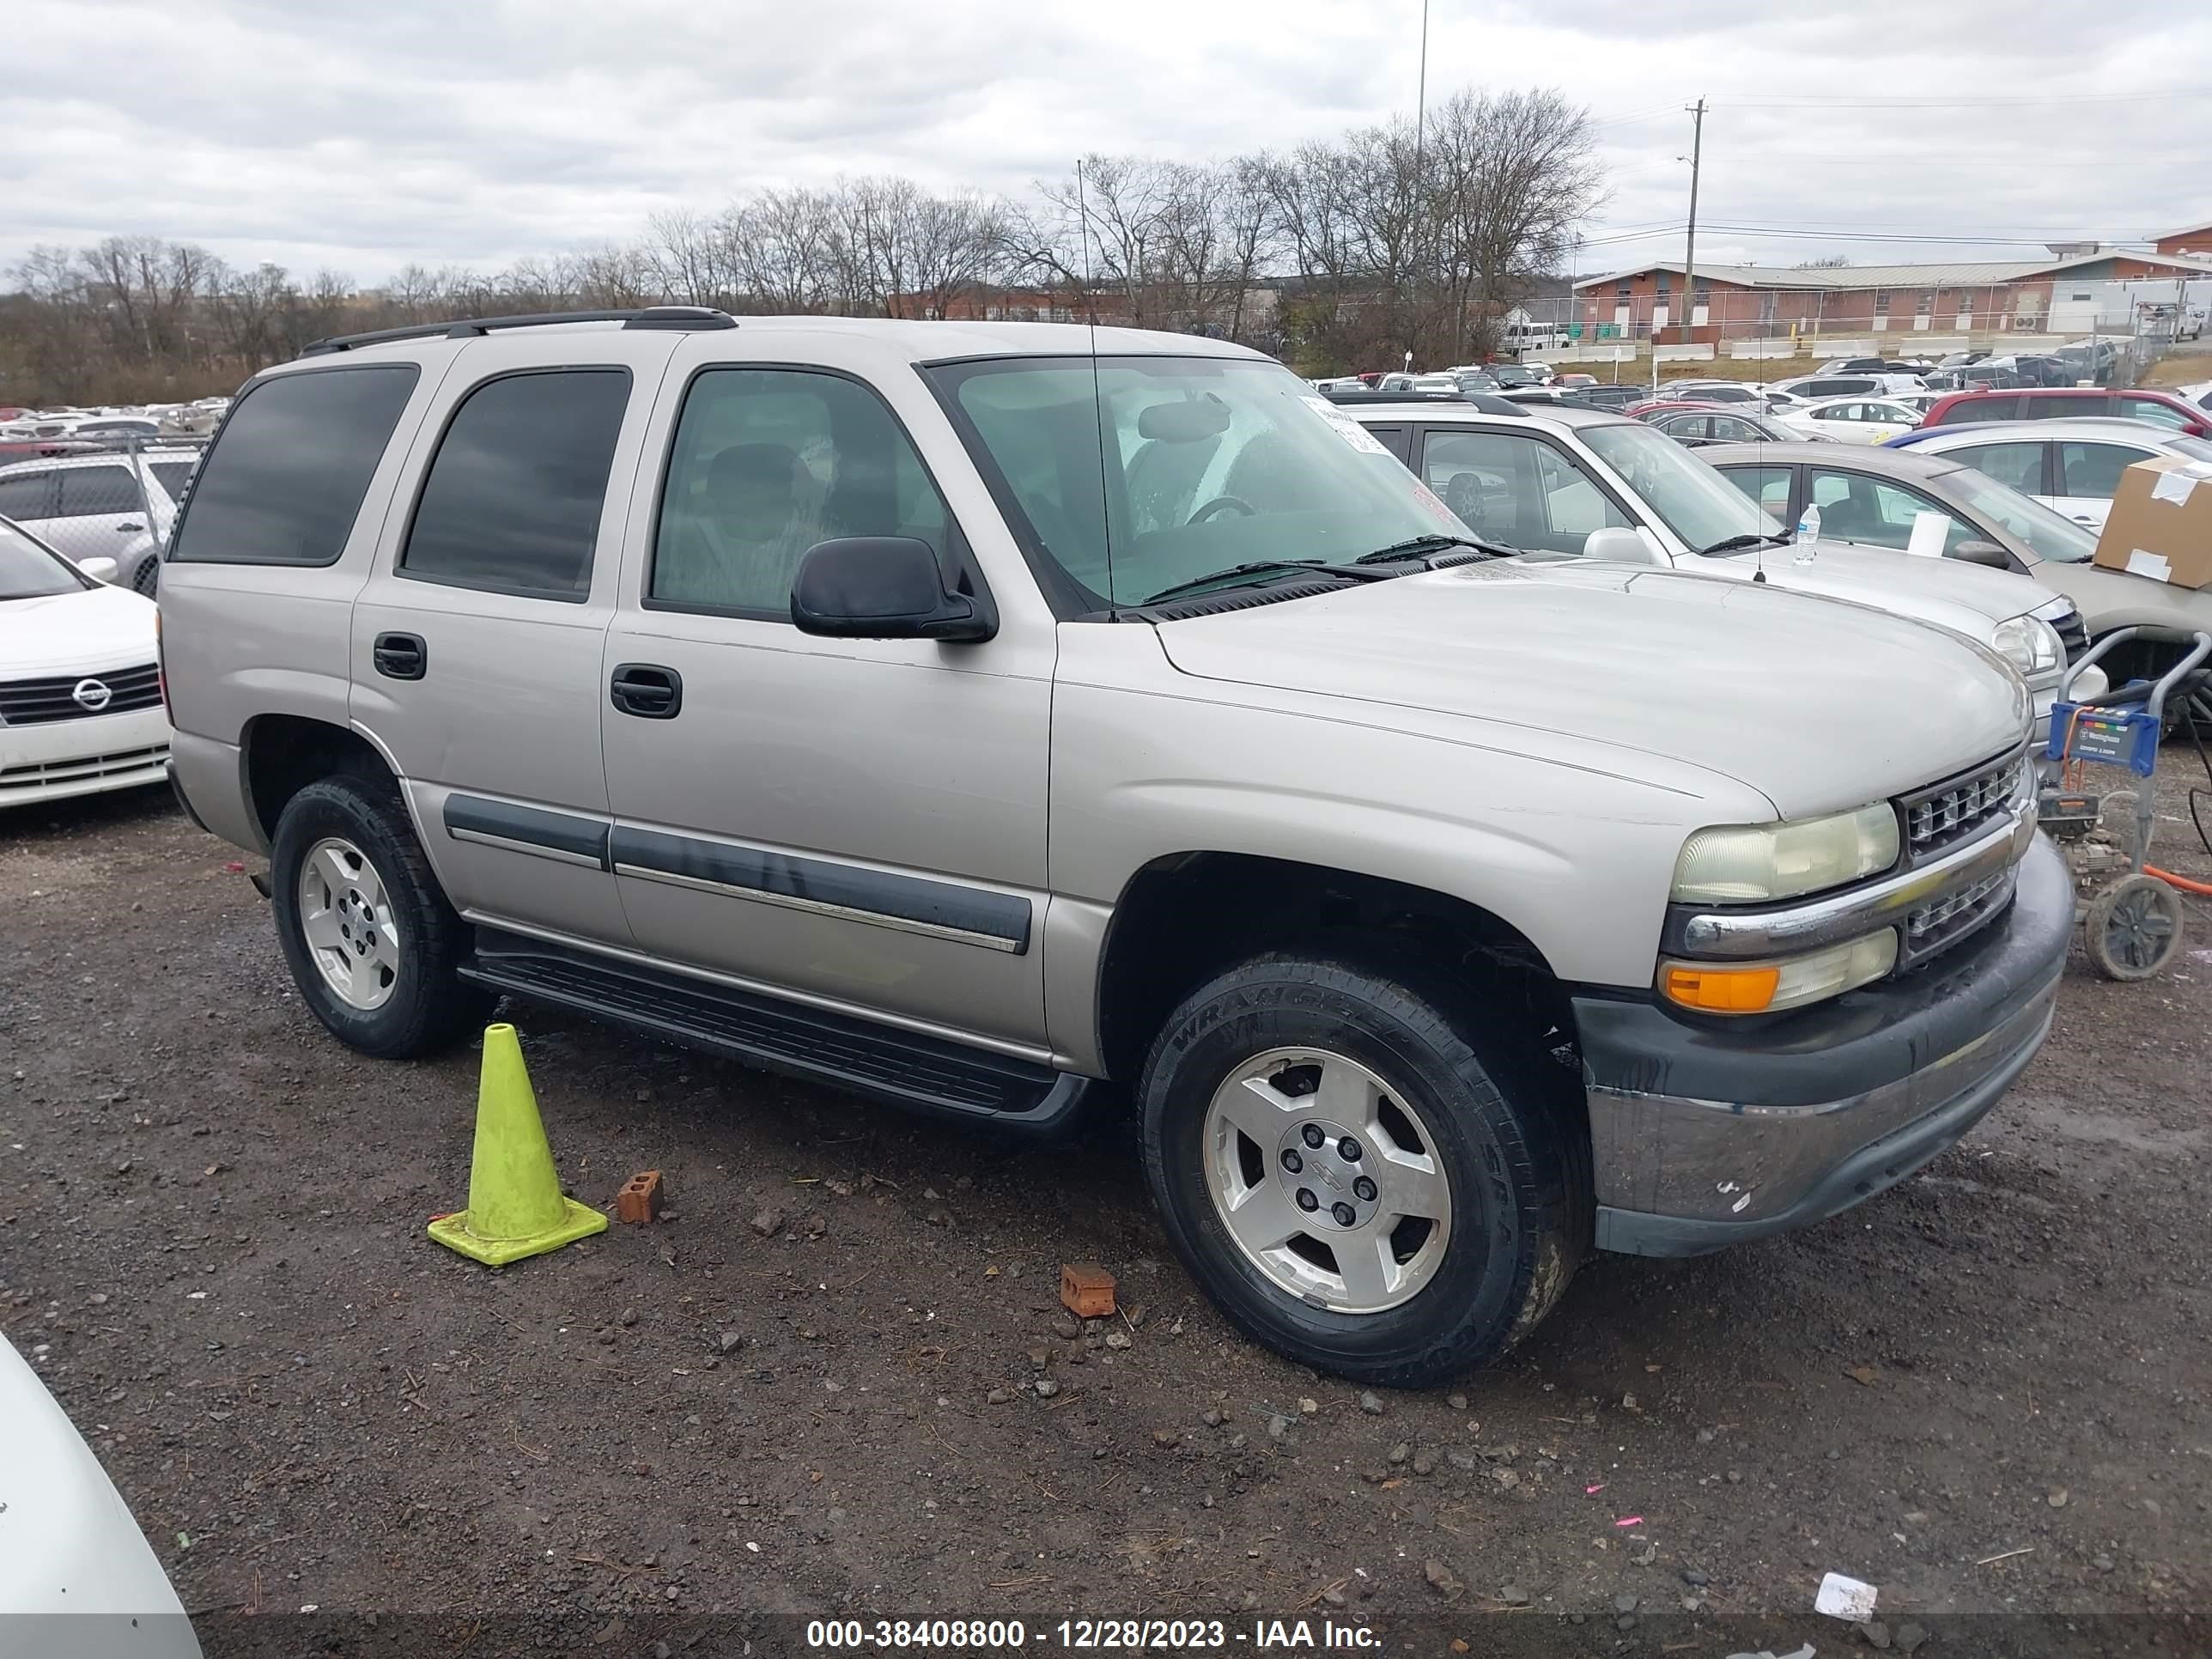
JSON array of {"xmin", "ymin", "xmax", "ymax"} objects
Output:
[
  {"xmin": 1139, "ymin": 950, "xmax": 1585, "ymax": 1388},
  {"xmin": 269, "ymin": 775, "xmax": 493, "ymax": 1058}
]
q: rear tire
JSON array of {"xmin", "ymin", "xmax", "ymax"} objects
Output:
[
  {"xmin": 269, "ymin": 774, "xmax": 494, "ymax": 1057},
  {"xmin": 1139, "ymin": 949, "xmax": 1585, "ymax": 1388},
  {"xmin": 131, "ymin": 556, "xmax": 159, "ymax": 597}
]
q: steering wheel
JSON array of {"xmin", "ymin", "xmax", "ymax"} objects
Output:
[{"xmin": 1186, "ymin": 495, "xmax": 1255, "ymax": 526}]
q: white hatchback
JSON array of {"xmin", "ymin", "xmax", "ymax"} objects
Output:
[{"xmin": 0, "ymin": 517, "xmax": 172, "ymax": 807}]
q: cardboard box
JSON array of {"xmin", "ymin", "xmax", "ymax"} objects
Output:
[{"xmin": 2093, "ymin": 454, "xmax": 2212, "ymax": 588}]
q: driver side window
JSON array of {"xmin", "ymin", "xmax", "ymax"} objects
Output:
[
  {"xmin": 1421, "ymin": 429, "xmax": 1628, "ymax": 555},
  {"xmin": 650, "ymin": 368, "xmax": 953, "ymax": 617},
  {"xmin": 1806, "ymin": 469, "xmax": 1978, "ymax": 556}
]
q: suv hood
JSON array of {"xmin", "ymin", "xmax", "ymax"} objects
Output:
[
  {"xmin": 1157, "ymin": 561, "xmax": 2028, "ymax": 819},
  {"xmin": 1680, "ymin": 540, "xmax": 2054, "ymax": 635}
]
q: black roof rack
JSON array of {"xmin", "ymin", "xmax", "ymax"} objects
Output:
[{"xmin": 301, "ymin": 306, "xmax": 737, "ymax": 356}]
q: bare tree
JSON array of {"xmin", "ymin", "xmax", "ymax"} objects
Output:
[{"xmin": 0, "ymin": 79, "xmax": 1600, "ymax": 403}]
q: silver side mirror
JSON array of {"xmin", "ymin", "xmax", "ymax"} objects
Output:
[
  {"xmin": 1583, "ymin": 526, "xmax": 1671, "ymax": 566},
  {"xmin": 78, "ymin": 555, "xmax": 119, "ymax": 583}
]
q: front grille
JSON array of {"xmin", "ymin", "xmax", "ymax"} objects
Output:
[
  {"xmin": 1903, "ymin": 750, "xmax": 2022, "ymax": 860},
  {"xmin": 1903, "ymin": 866, "xmax": 2015, "ymax": 963},
  {"xmin": 0, "ymin": 663, "xmax": 161, "ymax": 726},
  {"xmin": 0, "ymin": 743, "xmax": 169, "ymax": 790},
  {"xmin": 2051, "ymin": 605, "xmax": 2090, "ymax": 663}
]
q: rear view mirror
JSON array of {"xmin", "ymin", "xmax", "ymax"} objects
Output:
[
  {"xmin": 78, "ymin": 556, "xmax": 118, "ymax": 583},
  {"xmin": 1136, "ymin": 399, "xmax": 1232, "ymax": 442},
  {"xmin": 790, "ymin": 537, "xmax": 995, "ymax": 643},
  {"xmin": 1953, "ymin": 540, "xmax": 2014, "ymax": 570},
  {"xmin": 1583, "ymin": 526, "xmax": 1670, "ymax": 566}
]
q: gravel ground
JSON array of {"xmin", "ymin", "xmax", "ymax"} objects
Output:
[{"xmin": 4, "ymin": 771, "xmax": 2210, "ymax": 1658}]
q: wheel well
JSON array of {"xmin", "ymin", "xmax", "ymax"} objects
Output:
[
  {"xmin": 243, "ymin": 715, "xmax": 393, "ymax": 842},
  {"xmin": 1095, "ymin": 852, "xmax": 1578, "ymax": 1085}
]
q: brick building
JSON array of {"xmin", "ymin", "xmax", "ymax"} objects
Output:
[
  {"xmin": 2154, "ymin": 218, "xmax": 2212, "ymax": 258},
  {"xmin": 1571, "ymin": 247, "xmax": 2212, "ymax": 342}
]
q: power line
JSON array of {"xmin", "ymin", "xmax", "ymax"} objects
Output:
[{"xmin": 1702, "ymin": 86, "xmax": 2211, "ymax": 108}]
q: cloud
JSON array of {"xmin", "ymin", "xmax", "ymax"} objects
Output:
[{"xmin": 2, "ymin": 0, "xmax": 2209, "ymax": 282}]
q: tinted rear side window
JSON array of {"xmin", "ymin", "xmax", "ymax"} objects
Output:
[
  {"xmin": 400, "ymin": 369, "xmax": 630, "ymax": 602},
  {"xmin": 170, "ymin": 366, "xmax": 419, "ymax": 566},
  {"xmin": 55, "ymin": 465, "xmax": 140, "ymax": 519}
]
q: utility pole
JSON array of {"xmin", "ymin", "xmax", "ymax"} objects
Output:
[
  {"xmin": 1411, "ymin": 0, "xmax": 1429, "ymax": 372},
  {"xmin": 1681, "ymin": 96, "xmax": 1705, "ymax": 346}
]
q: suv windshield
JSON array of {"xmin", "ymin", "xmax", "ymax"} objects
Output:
[
  {"xmin": 927, "ymin": 356, "xmax": 1459, "ymax": 609},
  {"xmin": 1578, "ymin": 420, "xmax": 1779, "ymax": 550},
  {"xmin": 1940, "ymin": 465, "xmax": 2099, "ymax": 563},
  {"xmin": 0, "ymin": 519, "xmax": 88, "ymax": 599}
]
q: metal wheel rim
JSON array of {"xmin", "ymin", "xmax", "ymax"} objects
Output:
[
  {"xmin": 1201, "ymin": 1047, "xmax": 1455, "ymax": 1315},
  {"xmin": 296, "ymin": 836, "xmax": 402, "ymax": 1011},
  {"xmin": 2107, "ymin": 883, "xmax": 2178, "ymax": 971}
]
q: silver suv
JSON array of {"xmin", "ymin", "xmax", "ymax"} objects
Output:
[{"xmin": 160, "ymin": 310, "xmax": 2072, "ymax": 1385}]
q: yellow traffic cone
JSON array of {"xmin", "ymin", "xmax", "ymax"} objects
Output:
[{"xmin": 428, "ymin": 1024, "xmax": 609, "ymax": 1266}]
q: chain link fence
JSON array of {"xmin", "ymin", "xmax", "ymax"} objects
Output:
[{"xmin": 0, "ymin": 422, "xmax": 210, "ymax": 594}]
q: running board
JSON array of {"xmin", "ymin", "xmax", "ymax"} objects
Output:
[{"xmin": 460, "ymin": 928, "xmax": 1094, "ymax": 1138}]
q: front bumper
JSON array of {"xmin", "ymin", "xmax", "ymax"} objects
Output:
[
  {"xmin": 1579, "ymin": 831, "xmax": 2072, "ymax": 1256},
  {"xmin": 0, "ymin": 705, "xmax": 171, "ymax": 808},
  {"xmin": 2032, "ymin": 661, "xmax": 2105, "ymax": 739}
]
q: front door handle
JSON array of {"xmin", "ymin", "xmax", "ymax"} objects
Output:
[
  {"xmin": 610, "ymin": 663, "xmax": 682, "ymax": 719},
  {"xmin": 117, "ymin": 522, "xmax": 144, "ymax": 532},
  {"xmin": 373, "ymin": 632, "xmax": 427, "ymax": 680}
]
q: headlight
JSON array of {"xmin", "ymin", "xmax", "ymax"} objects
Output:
[
  {"xmin": 1672, "ymin": 803, "xmax": 1900, "ymax": 904},
  {"xmin": 1660, "ymin": 931, "xmax": 1899, "ymax": 1015},
  {"xmin": 1992, "ymin": 615, "xmax": 2063, "ymax": 678}
]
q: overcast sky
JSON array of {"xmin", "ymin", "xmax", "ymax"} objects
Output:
[{"xmin": 6, "ymin": 0, "xmax": 2210, "ymax": 285}]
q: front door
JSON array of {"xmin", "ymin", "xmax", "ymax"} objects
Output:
[
  {"xmin": 349, "ymin": 337, "xmax": 665, "ymax": 949},
  {"xmin": 2051, "ymin": 439, "xmax": 2147, "ymax": 531},
  {"xmin": 601, "ymin": 356, "xmax": 1054, "ymax": 1049}
]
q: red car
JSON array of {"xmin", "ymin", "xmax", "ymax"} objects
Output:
[
  {"xmin": 1921, "ymin": 386, "xmax": 2212, "ymax": 437},
  {"xmin": 0, "ymin": 438, "xmax": 100, "ymax": 464}
]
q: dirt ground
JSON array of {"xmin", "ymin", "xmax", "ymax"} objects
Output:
[{"xmin": 6, "ymin": 764, "xmax": 2212, "ymax": 1658}]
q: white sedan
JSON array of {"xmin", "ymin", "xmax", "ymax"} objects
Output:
[
  {"xmin": 1778, "ymin": 397, "xmax": 1923, "ymax": 446},
  {"xmin": 2, "ymin": 1336, "xmax": 202, "ymax": 1654},
  {"xmin": 0, "ymin": 516, "xmax": 172, "ymax": 807}
]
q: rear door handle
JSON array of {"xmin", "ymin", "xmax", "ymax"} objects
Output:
[
  {"xmin": 610, "ymin": 663, "xmax": 682, "ymax": 719},
  {"xmin": 373, "ymin": 632, "xmax": 427, "ymax": 680},
  {"xmin": 117, "ymin": 522, "xmax": 143, "ymax": 532}
]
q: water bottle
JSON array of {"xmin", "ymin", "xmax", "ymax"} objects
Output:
[{"xmin": 1794, "ymin": 502, "xmax": 1820, "ymax": 564}]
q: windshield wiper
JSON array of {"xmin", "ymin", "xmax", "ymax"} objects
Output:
[
  {"xmin": 1698, "ymin": 532, "xmax": 1792, "ymax": 556},
  {"xmin": 1139, "ymin": 559, "xmax": 1389, "ymax": 607},
  {"xmin": 1352, "ymin": 532, "xmax": 1516, "ymax": 565}
]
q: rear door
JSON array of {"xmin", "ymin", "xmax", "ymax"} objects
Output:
[
  {"xmin": 33, "ymin": 462, "xmax": 150, "ymax": 564},
  {"xmin": 349, "ymin": 334, "xmax": 672, "ymax": 949}
]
